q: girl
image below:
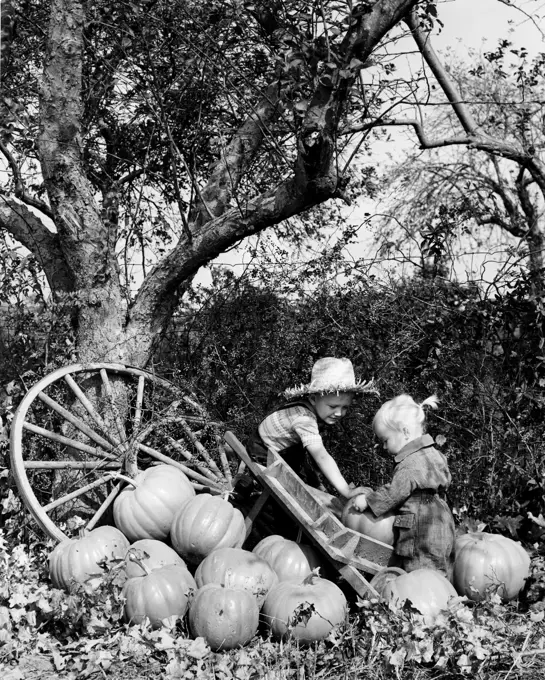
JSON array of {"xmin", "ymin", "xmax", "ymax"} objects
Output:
[{"xmin": 352, "ymin": 394, "xmax": 456, "ymax": 578}]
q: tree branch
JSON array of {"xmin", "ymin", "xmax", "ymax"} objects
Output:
[{"xmin": 0, "ymin": 198, "xmax": 74, "ymax": 293}]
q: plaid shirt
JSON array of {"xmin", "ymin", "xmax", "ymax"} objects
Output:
[
  {"xmin": 367, "ymin": 434, "xmax": 455, "ymax": 577},
  {"xmin": 258, "ymin": 401, "xmax": 322, "ymax": 454}
]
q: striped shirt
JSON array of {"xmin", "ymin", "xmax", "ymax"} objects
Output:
[{"xmin": 258, "ymin": 402, "xmax": 323, "ymax": 454}]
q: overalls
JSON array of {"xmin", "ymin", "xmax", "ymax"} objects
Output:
[{"xmin": 366, "ymin": 435, "xmax": 456, "ymax": 579}]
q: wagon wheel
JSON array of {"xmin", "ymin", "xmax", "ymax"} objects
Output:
[{"xmin": 10, "ymin": 363, "xmax": 238, "ymax": 542}]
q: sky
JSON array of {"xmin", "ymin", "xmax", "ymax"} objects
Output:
[{"xmin": 198, "ymin": 0, "xmax": 545, "ymax": 288}]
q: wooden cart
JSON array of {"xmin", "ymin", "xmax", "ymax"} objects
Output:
[
  {"xmin": 224, "ymin": 431, "xmax": 393, "ymax": 598},
  {"xmin": 9, "ymin": 363, "xmax": 392, "ymax": 597}
]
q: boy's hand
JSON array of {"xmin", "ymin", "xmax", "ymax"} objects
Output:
[
  {"xmin": 351, "ymin": 494, "xmax": 368, "ymax": 512},
  {"xmin": 347, "ymin": 485, "xmax": 373, "ymax": 498}
]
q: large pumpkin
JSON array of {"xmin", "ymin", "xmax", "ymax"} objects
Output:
[
  {"xmin": 194, "ymin": 547, "xmax": 278, "ymax": 607},
  {"xmin": 124, "ymin": 539, "xmax": 187, "ymax": 579},
  {"xmin": 252, "ymin": 535, "xmax": 325, "ymax": 582},
  {"xmin": 380, "ymin": 568, "xmax": 457, "ymax": 624},
  {"xmin": 113, "ymin": 465, "xmax": 195, "ymax": 542},
  {"xmin": 49, "ymin": 526, "xmax": 130, "ymax": 592},
  {"xmin": 453, "ymin": 532, "xmax": 530, "ymax": 602},
  {"xmin": 341, "ymin": 500, "xmax": 396, "ymax": 545},
  {"xmin": 170, "ymin": 494, "xmax": 245, "ymax": 567},
  {"xmin": 261, "ymin": 572, "xmax": 347, "ymax": 644},
  {"xmin": 123, "ymin": 563, "xmax": 196, "ymax": 628},
  {"xmin": 188, "ymin": 583, "xmax": 259, "ymax": 651}
]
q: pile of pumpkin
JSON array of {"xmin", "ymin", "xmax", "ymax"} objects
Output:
[
  {"xmin": 48, "ymin": 464, "xmax": 532, "ymax": 651},
  {"xmin": 48, "ymin": 465, "xmax": 346, "ymax": 650}
]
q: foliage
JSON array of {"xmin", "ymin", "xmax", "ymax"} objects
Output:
[
  {"xmin": 160, "ymin": 269, "xmax": 545, "ymax": 530},
  {"xmin": 1, "ymin": 513, "xmax": 545, "ymax": 679}
]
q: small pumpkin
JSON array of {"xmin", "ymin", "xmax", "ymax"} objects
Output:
[
  {"xmin": 170, "ymin": 494, "xmax": 245, "ymax": 567},
  {"xmin": 261, "ymin": 571, "xmax": 347, "ymax": 644},
  {"xmin": 123, "ymin": 562, "xmax": 196, "ymax": 628},
  {"xmin": 252, "ymin": 535, "xmax": 324, "ymax": 582},
  {"xmin": 188, "ymin": 583, "xmax": 259, "ymax": 651},
  {"xmin": 380, "ymin": 568, "xmax": 457, "ymax": 624},
  {"xmin": 113, "ymin": 465, "xmax": 195, "ymax": 542},
  {"xmin": 194, "ymin": 547, "xmax": 278, "ymax": 607},
  {"xmin": 341, "ymin": 500, "xmax": 396, "ymax": 546},
  {"xmin": 124, "ymin": 539, "xmax": 187, "ymax": 579},
  {"xmin": 453, "ymin": 532, "xmax": 530, "ymax": 602},
  {"xmin": 49, "ymin": 525, "xmax": 130, "ymax": 592}
]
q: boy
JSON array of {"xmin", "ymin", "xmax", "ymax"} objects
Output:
[{"xmin": 247, "ymin": 357, "xmax": 376, "ymax": 516}]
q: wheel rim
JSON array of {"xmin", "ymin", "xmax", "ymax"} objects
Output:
[{"xmin": 10, "ymin": 363, "xmax": 235, "ymax": 541}]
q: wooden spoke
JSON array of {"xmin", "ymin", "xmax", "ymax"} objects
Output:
[
  {"xmin": 86, "ymin": 480, "xmax": 125, "ymax": 532},
  {"xmin": 43, "ymin": 475, "xmax": 116, "ymax": 512},
  {"xmin": 164, "ymin": 435, "xmax": 221, "ymax": 483},
  {"xmin": 64, "ymin": 373, "xmax": 122, "ymax": 448},
  {"xmin": 135, "ymin": 442, "xmax": 223, "ymax": 489},
  {"xmin": 133, "ymin": 376, "xmax": 145, "ymax": 432},
  {"xmin": 22, "ymin": 422, "xmax": 119, "ymax": 460},
  {"xmin": 24, "ymin": 461, "xmax": 121, "ymax": 470},
  {"xmin": 100, "ymin": 368, "xmax": 129, "ymax": 450},
  {"xmin": 215, "ymin": 433, "xmax": 233, "ymax": 486},
  {"xmin": 37, "ymin": 392, "xmax": 116, "ymax": 453},
  {"xmin": 178, "ymin": 417, "xmax": 223, "ymax": 478}
]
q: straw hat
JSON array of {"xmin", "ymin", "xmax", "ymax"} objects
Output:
[{"xmin": 282, "ymin": 357, "xmax": 376, "ymax": 399}]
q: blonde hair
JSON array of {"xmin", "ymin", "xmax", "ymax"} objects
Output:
[{"xmin": 373, "ymin": 394, "xmax": 439, "ymax": 435}]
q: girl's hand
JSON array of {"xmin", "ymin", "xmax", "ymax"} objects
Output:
[{"xmin": 351, "ymin": 494, "xmax": 368, "ymax": 512}]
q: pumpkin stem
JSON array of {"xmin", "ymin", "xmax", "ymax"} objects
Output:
[
  {"xmin": 302, "ymin": 567, "xmax": 321, "ymax": 585},
  {"xmin": 126, "ymin": 550, "xmax": 151, "ymax": 576},
  {"xmin": 109, "ymin": 472, "xmax": 139, "ymax": 487}
]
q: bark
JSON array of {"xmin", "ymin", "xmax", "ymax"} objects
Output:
[
  {"xmin": 0, "ymin": 200, "xmax": 74, "ymax": 294},
  {"xmin": 38, "ymin": 0, "xmax": 127, "ymax": 363}
]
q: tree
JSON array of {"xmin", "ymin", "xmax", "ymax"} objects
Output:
[
  {"xmin": 0, "ymin": 0, "xmax": 535, "ymax": 369},
  {"xmin": 373, "ymin": 44, "xmax": 545, "ymax": 281}
]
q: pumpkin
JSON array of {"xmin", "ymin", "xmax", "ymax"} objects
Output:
[
  {"xmin": 194, "ymin": 547, "xmax": 278, "ymax": 607},
  {"xmin": 49, "ymin": 525, "xmax": 130, "ymax": 592},
  {"xmin": 252, "ymin": 535, "xmax": 325, "ymax": 582},
  {"xmin": 341, "ymin": 500, "xmax": 396, "ymax": 545},
  {"xmin": 123, "ymin": 562, "xmax": 196, "ymax": 628},
  {"xmin": 188, "ymin": 583, "xmax": 259, "ymax": 651},
  {"xmin": 113, "ymin": 464, "xmax": 195, "ymax": 542},
  {"xmin": 124, "ymin": 539, "xmax": 187, "ymax": 579},
  {"xmin": 170, "ymin": 494, "xmax": 245, "ymax": 567},
  {"xmin": 261, "ymin": 572, "xmax": 347, "ymax": 644},
  {"xmin": 453, "ymin": 532, "xmax": 530, "ymax": 602},
  {"xmin": 380, "ymin": 568, "xmax": 457, "ymax": 624}
]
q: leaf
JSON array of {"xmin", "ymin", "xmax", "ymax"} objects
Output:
[{"xmin": 187, "ymin": 636, "xmax": 209, "ymax": 659}]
